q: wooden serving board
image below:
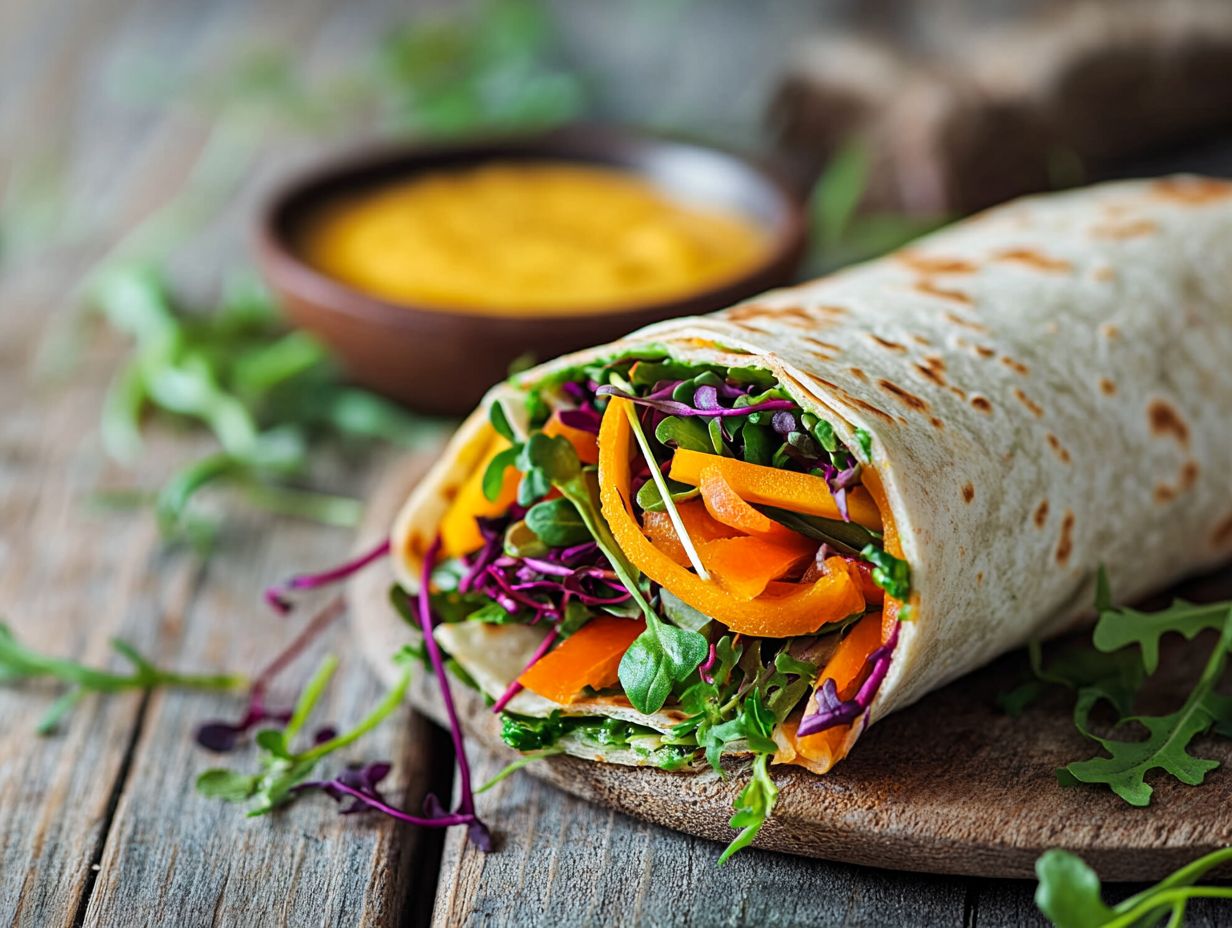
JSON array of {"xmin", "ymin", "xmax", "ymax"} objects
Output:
[{"xmin": 349, "ymin": 455, "xmax": 1232, "ymax": 881}]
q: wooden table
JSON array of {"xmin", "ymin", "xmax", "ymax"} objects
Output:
[{"xmin": 1, "ymin": 1, "xmax": 1227, "ymax": 925}]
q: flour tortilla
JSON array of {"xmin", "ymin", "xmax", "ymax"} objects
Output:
[{"xmin": 391, "ymin": 176, "xmax": 1232, "ymax": 771}]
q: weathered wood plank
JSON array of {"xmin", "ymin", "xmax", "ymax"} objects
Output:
[{"xmin": 430, "ymin": 748, "xmax": 970, "ymax": 928}]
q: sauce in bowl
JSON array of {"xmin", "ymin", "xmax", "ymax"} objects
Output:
[{"xmin": 297, "ymin": 161, "xmax": 770, "ymax": 314}]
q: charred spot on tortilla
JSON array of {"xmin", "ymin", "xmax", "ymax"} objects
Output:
[
  {"xmin": 1034, "ymin": 499, "xmax": 1050, "ymax": 528},
  {"xmin": 913, "ymin": 363, "xmax": 945, "ymax": 387},
  {"xmin": 969, "ymin": 395, "xmax": 993, "ymax": 414},
  {"xmin": 1092, "ymin": 265, "xmax": 1116, "ymax": 283},
  {"xmin": 1154, "ymin": 482, "xmax": 1177, "ymax": 504},
  {"xmin": 1056, "ymin": 511, "xmax": 1075, "ymax": 565},
  {"xmin": 962, "ymin": 483, "xmax": 975, "ymax": 503},
  {"xmin": 774, "ymin": 306, "xmax": 824, "ymax": 328},
  {"xmin": 898, "ymin": 253, "xmax": 978, "ymax": 275},
  {"xmin": 1213, "ymin": 513, "xmax": 1232, "ymax": 549},
  {"xmin": 848, "ymin": 367, "xmax": 868, "ymax": 382},
  {"xmin": 1013, "ymin": 388, "xmax": 1044, "ymax": 418},
  {"xmin": 1099, "ymin": 378, "xmax": 1117, "ymax": 396},
  {"xmin": 1000, "ymin": 356, "xmax": 1029, "ymax": 375},
  {"xmin": 911, "ymin": 334, "xmax": 933, "ymax": 347},
  {"xmin": 877, "ymin": 378, "xmax": 929, "ymax": 412},
  {"xmin": 944, "ymin": 312, "xmax": 988, "ymax": 333},
  {"xmin": 1181, "ymin": 461, "xmax": 1199, "ymax": 490},
  {"xmin": 1090, "ymin": 218, "xmax": 1158, "ymax": 240},
  {"xmin": 1148, "ymin": 399, "xmax": 1189, "ymax": 447},
  {"xmin": 949, "ymin": 385, "xmax": 968, "ymax": 400},
  {"xmin": 929, "ymin": 416, "xmax": 945, "ymax": 429},
  {"xmin": 916, "ymin": 279, "xmax": 974, "ymax": 305},
  {"xmin": 974, "ymin": 344, "xmax": 996, "ymax": 359},
  {"xmin": 1152, "ymin": 176, "xmax": 1232, "ymax": 205},
  {"xmin": 806, "ymin": 373, "xmax": 897, "ymax": 423},
  {"xmin": 719, "ymin": 304, "xmax": 769, "ymax": 322},
  {"xmin": 869, "ymin": 333, "xmax": 907, "ymax": 352},
  {"xmin": 1099, "ymin": 323, "xmax": 1120, "ymax": 340},
  {"xmin": 993, "ymin": 249, "xmax": 1072, "ymax": 273},
  {"xmin": 1046, "ymin": 433, "xmax": 1071, "ymax": 464},
  {"xmin": 801, "ymin": 336, "xmax": 843, "ymax": 355}
]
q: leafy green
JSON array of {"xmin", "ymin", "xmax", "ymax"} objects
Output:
[
  {"xmin": 635, "ymin": 477, "xmax": 699, "ymax": 513},
  {"xmin": 853, "ymin": 428, "xmax": 873, "ymax": 461},
  {"xmin": 618, "ymin": 626, "xmax": 710, "ymax": 716},
  {"xmin": 1006, "ymin": 572, "xmax": 1232, "ymax": 808},
  {"xmin": 654, "ymin": 416, "xmax": 711, "ymax": 453},
  {"xmin": 525, "ymin": 497, "xmax": 591, "ymax": 547},
  {"xmin": 0, "ymin": 622, "xmax": 244, "ymax": 734},
  {"xmin": 1058, "ymin": 609, "xmax": 1232, "ymax": 806},
  {"xmin": 1034, "ymin": 847, "xmax": 1232, "ymax": 928},
  {"xmin": 757, "ymin": 506, "xmax": 880, "ymax": 556},
  {"xmin": 92, "ymin": 265, "xmax": 440, "ymax": 546},
  {"xmin": 197, "ymin": 651, "xmax": 412, "ymax": 815},
  {"xmin": 859, "ymin": 544, "xmax": 911, "ymax": 600}
]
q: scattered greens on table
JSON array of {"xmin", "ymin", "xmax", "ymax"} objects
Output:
[
  {"xmin": 1001, "ymin": 569, "xmax": 1232, "ymax": 808},
  {"xmin": 92, "ymin": 263, "xmax": 442, "ymax": 548}
]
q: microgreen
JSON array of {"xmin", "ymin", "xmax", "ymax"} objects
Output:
[
  {"xmin": 92, "ymin": 265, "xmax": 440, "ymax": 546},
  {"xmin": 859, "ymin": 544, "xmax": 912, "ymax": 600},
  {"xmin": 0, "ymin": 622, "xmax": 244, "ymax": 734},
  {"xmin": 1034, "ymin": 847, "xmax": 1232, "ymax": 928}
]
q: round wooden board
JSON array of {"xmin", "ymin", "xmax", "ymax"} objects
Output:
[{"xmin": 349, "ymin": 453, "xmax": 1232, "ymax": 880}]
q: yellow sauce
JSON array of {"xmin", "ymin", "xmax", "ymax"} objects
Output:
[{"xmin": 299, "ymin": 162, "xmax": 769, "ymax": 314}]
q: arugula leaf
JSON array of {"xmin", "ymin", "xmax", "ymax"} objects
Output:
[
  {"xmin": 1057, "ymin": 608, "xmax": 1232, "ymax": 806},
  {"xmin": 1093, "ymin": 598, "xmax": 1231, "ymax": 674}
]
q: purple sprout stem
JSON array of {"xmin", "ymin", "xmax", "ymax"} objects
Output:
[
  {"xmin": 418, "ymin": 537, "xmax": 480, "ymax": 819},
  {"xmin": 698, "ymin": 643, "xmax": 718, "ymax": 684},
  {"xmin": 313, "ymin": 780, "xmax": 478, "ymax": 828},
  {"xmin": 490, "ymin": 628, "xmax": 560, "ymax": 714},
  {"xmin": 264, "ymin": 539, "xmax": 391, "ymax": 614}
]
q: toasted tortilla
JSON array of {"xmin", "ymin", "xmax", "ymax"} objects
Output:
[{"xmin": 393, "ymin": 176, "xmax": 1232, "ymax": 772}]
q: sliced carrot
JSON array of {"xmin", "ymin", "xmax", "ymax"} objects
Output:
[
  {"xmin": 641, "ymin": 500, "xmax": 740, "ymax": 566},
  {"xmin": 598, "ymin": 399, "xmax": 865, "ymax": 637},
  {"xmin": 696, "ymin": 535, "xmax": 815, "ymax": 600},
  {"xmin": 790, "ymin": 611, "xmax": 885, "ymax": 770},
  {"xmin": 542, "ymin": 410, "xmax": 600, "ymax": 465},
  {"xmin": 517, "ymin": 615, "xmax": 645, "ymax": 704},
  {"xmin": 669, "ymin": 447, "xmax": 883, "ymax": 530},
  {"xmin": 440, "ymin": 434, "xmax": 520, "ymax": 558},
  {"xmin": 698, "ymin": 465, "xmax": 811, "ymax": 543}
]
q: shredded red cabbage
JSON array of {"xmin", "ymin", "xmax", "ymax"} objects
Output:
[
  {"xmin": 796, "ymin": 623, "xmax": 899, "ymax": 737},
  {"xmin": 264, "ymin": 539, "xmax": 392, "ymax": 614},
  {"xmin": 698, "ymin": 642, "xmax": 718, "ymax": 684},
  {"xmin": 416, "ymin": 537, "xmax": 491, "ymax": 849}
]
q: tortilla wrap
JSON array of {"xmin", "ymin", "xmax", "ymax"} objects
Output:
[{"xmin": 390, "ymin": 176, "xmax": 1232, "ymax": 771}]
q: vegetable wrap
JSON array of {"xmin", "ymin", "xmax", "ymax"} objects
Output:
[{"xmin": 387, "ymin": 177, "xmax": 1232, "ymax": 832}]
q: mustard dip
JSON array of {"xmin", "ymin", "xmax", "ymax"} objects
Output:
[{"xmin": 299, "ymin": 162, "xmax": 769, "ymax": 313}]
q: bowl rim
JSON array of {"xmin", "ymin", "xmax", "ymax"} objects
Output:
[{"xmin": 254, "ymin": 122, "xmax": 809, "ymax": 330}]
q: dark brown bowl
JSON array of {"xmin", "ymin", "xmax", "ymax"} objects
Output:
[{"xmin": 255, "ymin": 125, "xmax": 808, "ymax": 416}]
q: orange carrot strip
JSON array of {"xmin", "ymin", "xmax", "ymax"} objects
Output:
[
  {"xmin": 669, "ymin": 447, "xmax": 882, "ymax": 530},
  {"xmin": 517, "ymin": 615, "xmax": 645, "ymax": 704},
  {"xmin": 698, "ymin": 465, "xmax": 811, "ymax": 543},
  {"xmin": 598, "ymin": 399, "xmax": 864, "ymax": 637},
  {"xmin": 696, "ymin": 535, "xmax": 815, "ymax": 600}
]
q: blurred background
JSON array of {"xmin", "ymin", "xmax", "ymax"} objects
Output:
[{"xmin": 4, "ymin": 0, "xmax": 1232, "ymax": 543}]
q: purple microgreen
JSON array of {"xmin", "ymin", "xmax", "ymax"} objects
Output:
[
  {"xmin": 698, "ymin": 643, "xmax": 718, "ymax": 684},
  {"xmin": 797, "ymin": 624, "xmax": 899, "ymax": 737},
  {"xmin": 414, "ymin": 537, "xmax": 489, "ymax": 845},
  {"xmin": 595, "ymin": 385, "xmax": 796, "ymax": 419},
  {"xmin": 195, "ymin": 595, "xmax": 345, "ymax": 752},
  {"xmin": 264, "ymin": 539, "xmax": 390, "ymax": 614},
  {"xmin": 490, "ymin": 628, "xmax": 559, "ymax": 714},
  {"xmin": 556, "ymin": 407, "xmax": 600, "ymax": 434}
]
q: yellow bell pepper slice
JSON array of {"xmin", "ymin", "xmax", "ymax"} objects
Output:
[{"xmin": 439, "ymin": 433, "xmax": 519, "ymax": 558}]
